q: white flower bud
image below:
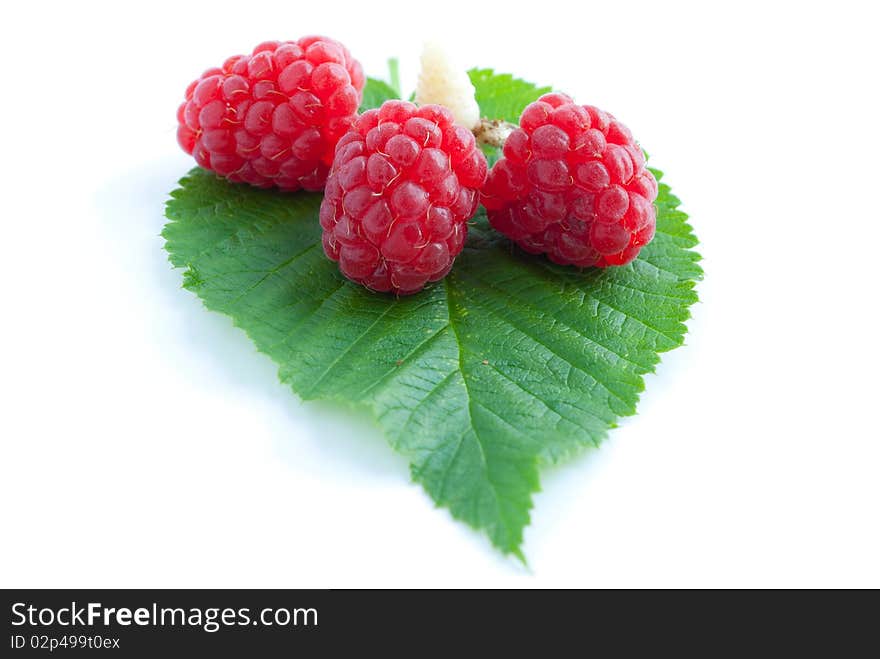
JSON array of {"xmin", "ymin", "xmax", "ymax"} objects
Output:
[{"xmin": 415, "ymin": 42, "xmax": 481, "ymax": 130}]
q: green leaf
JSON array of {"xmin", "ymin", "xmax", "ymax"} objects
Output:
[
  {"xmin": 359, "ymin": 77, "xmax": 399, "ymax": 113},
  {"xmin": 163, "ymin": 70, "xmax": 701, "ymax": 558},
  {"xmin": 468, "ymin": 68, "xmax": 552, "ymax": 123}
]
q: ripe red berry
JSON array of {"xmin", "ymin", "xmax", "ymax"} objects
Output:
[
  {"xmin": 319, "ymin": 101, "xmax": 488, "ymax": 295},
  {"xmin": 176, "ymin": 37, "xmax": 365, "ymax": 191},
  {"xmin": 481, "ymin": 93, "xmax": 658, "ymax": 267}
]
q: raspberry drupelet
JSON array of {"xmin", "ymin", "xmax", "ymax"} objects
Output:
[
  {"xmin": 481, "ymin": 93, "xmax": 658, "ymax": 267},
  {"xmin": 319, "ymin": 101, "xmax": 488, "ymax": 295},
  {"xmin": 176, "ymin": 37, "xmax": 365, "ymax": 191}
]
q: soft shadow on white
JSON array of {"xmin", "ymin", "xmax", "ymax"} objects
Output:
[{"xmin": 91, "ymin": 157, "xmax": 410, "ymax": 482}]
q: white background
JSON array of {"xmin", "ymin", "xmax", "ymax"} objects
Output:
[{"xmin": 1, "ymin": 0, "xmax": 878, "ymax": 588}]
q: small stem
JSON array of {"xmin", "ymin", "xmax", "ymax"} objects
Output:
[
  {"xmin": 387, "ymin": 58, "xmax": 401, "ymax": 98},
  {"xmin": 473, "ymin": 118, "xmax": 518, "ymax": 148}
]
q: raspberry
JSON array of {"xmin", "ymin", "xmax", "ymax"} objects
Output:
[
  {"xmin": 176, "ymin": 37, "xmax": 365, "ymax": 191},
  {"xmin": 319, "ymin": 101, "xmax": 488, "ymax": 295},
  {"xmin": 481, "ymin": 93, "xmax": 658, "ymax": 267}
]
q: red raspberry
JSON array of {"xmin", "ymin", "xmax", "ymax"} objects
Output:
[
  {"xmin": 481, "ymin": 93, "xmax": 658, "ymax": 267},
  {"xmin": 176, "ymin": 37, "xmax": 365, "ymax": 191},
  {"xmin": 319, "ymin": 101, "xmax": 488, "ymax": 295}
]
